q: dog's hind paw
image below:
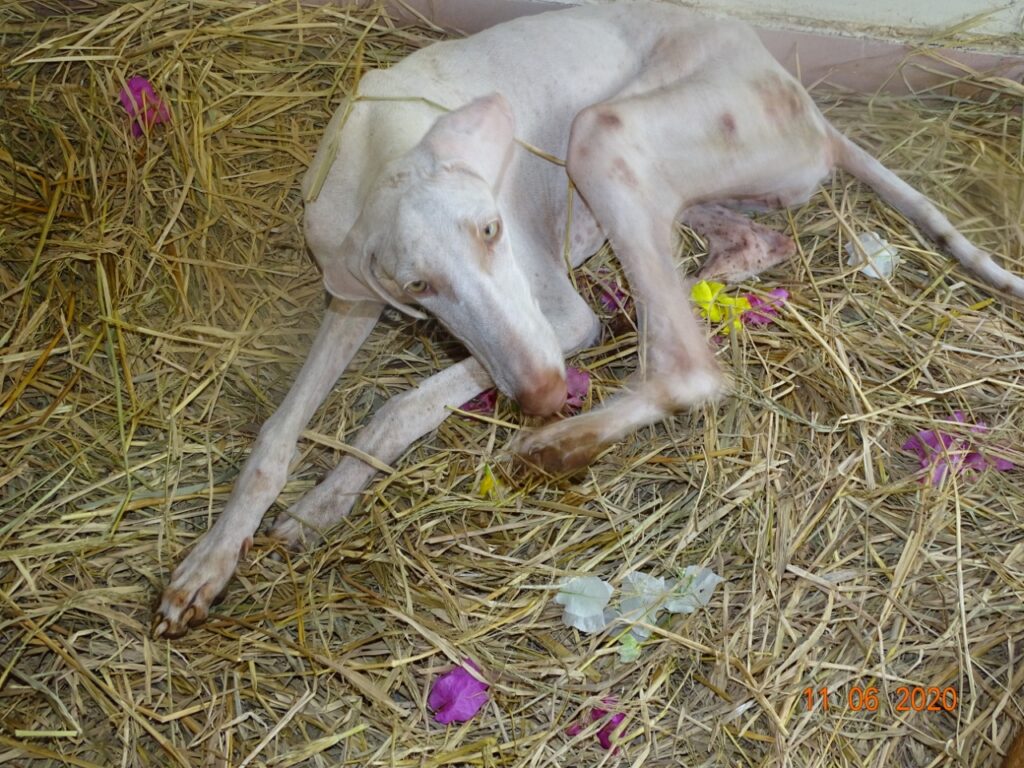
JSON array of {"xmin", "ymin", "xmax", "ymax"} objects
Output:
[
  {"xmin": 683, "ymin": 204, "xmax": 795, "ymax": 283},
  {"xmin": 153, "ymin": 535, "xmax": 251, "ymax": 639}
]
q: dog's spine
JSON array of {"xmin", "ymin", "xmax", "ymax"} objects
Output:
[{"xmin": 829, "ymin": 127, "xmax": 1024, "ymax": 300}]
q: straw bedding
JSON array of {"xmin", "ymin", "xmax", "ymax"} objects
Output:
[{"xmin": 1, "ymin": 2, "xmax": 1022, "ymax": 766}]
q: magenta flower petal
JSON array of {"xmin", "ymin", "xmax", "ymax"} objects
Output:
[
  {"xmin": 118, "ymin": 75, "xmax": 171, "ymax": 137},
  {"xmin": 742, "ymin": 288, "xmax": 789, "ymax": 326},
  {"xmin": 901, "ymin": 412, "xmax": 1015, "ymax": 486},
  {"xmin": 460, "ymin": 388, "xmax": 498, "ymax": 415},
  {"xmin": 565, "ymin": 366, "xmax": 590, "ymax": 411},
  {"xmin": 428, "ymin": 660, "xmax": 489, "ymax": 724},
  {"xmin": 599, "ymin": 280, "xmax": 629, "ymax": 313},
  {"xmin": 963, "ymin": 451, "xmax": 988, "ymax": 473},
  {"xmin": 566, "ymin": 698, "xmax": 626, "ymax": 751},
  {"xmin": 596, "ymin": 711, "xmax": 626, "ymax": 750},
  {"xmin": 991, "ymin": 456, "xmax": 1015, "ymax": 471}
]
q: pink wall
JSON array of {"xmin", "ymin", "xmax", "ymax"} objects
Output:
[{"xmin": 348, "ymin": 0, "xmax": 1024, "ymax": 96}]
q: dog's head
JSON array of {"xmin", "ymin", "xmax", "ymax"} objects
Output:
[{"xmin": 320, "ymin": 93, "xmax": 567, "ymax": 415}]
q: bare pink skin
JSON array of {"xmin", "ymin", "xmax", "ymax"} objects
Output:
[{"xmin": 153, "ymin": 2, "xmax": 1022, "ymax": 639}]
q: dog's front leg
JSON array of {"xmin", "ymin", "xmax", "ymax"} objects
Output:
[
  {"xmin": 270, "ymin": 357, "xmax": 493, "ymax": 548},
  {"xmin": 154, "ymin": 298, "xmax": 382, "ymax": 638}
]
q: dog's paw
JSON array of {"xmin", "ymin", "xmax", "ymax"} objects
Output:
[
  {"xmin": 513, "ymin": 421, "xmax": 605, "ymax": 475},
  {"xmin": 153, "ymin": 536, "xmax": 251, "ymax": 639},
  {"xmin": 267, "ymin": 515, "xmax": 318, "ymax": 554}
]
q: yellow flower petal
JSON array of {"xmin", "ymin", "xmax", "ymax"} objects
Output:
[
  {"xmin": 479, "ymin": 464, "xmax": 502, "ymax": 500},
  {"xmin": 691, "ymin": 281, "xmax": 750, "ymax": 333},
  {"xmin": 691, "ymin": 280, "xmax": 725, "ymax": 322}
]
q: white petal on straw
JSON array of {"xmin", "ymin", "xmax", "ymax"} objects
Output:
[
  {"xmin": 620, "ymin": 571, "xmax": 668, "ymax": 640},
  {"xmin": 554, "ymin": 576, "xmax": 614, "ymax": 633},
  {"xmin": 665, "ymin": 566, "xmax": 724, "ymax": 614},
  {"xmin": 844, "ymin": 231, "xmax": 900, "ymax": 279}
]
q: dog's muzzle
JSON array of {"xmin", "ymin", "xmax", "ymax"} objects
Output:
[{"xmin": 516, "ymin": 368, "xmax": 567, "ymax": 416}]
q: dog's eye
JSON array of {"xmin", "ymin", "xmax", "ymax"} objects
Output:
[
  {"xmin": 481, "ymin": 219, "xmax": 502, "ymax": 243},
  {"xmin": 405, "ymin": 279, "xmax": 429, "ymax": 295}
]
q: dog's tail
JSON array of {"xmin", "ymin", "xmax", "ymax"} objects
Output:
[{"xmin": 828, "ymin": 126, "xmax": 1024, "ymax": 300}]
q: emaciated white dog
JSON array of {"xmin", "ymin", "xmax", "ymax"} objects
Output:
[{"xmin": 155, "ymin": 2, "xmax": 1023, "ymax": 637}]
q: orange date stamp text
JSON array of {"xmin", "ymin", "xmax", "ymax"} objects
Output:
[{"xmin": 804, "ymin": 686, "xmax": 958, "ymax": 713}]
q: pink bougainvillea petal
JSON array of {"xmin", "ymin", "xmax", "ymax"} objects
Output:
[
  {"xmin": 598, "ymin": 280, "xmax": 629, "ymax": 313},
  {"xmin": 428, "ymin": 660, "xmax": 489, "ymax": 724},
  {"xmin": 597, "ymin": 711, "xmax": 627, "ymax": 750},
  {"xmin": 565, "ymin": 366, "xmax": 590, "ymax": 411},
  {"xmin": 118, "ymin": 75, "xmax": 171, "ymax": 137},
  {"xmin": 949, "ymin": 411, "xmax": 971, "ymax": 427},
  {"xmin": 742, "ymin": 288, "xmax": 789, "ymax": 326},
  {"xmin": 566, "ymin": 698, "xmax": 626, "ymax": 751},
  {"xmin": 586, "ymin": 268, "xmax": 631, "ymax": 315},
  {"xmin": 991, "ymin": 456, "xmax": 1015, "ymax": 472},
  {"xmin": 901, "ymin": 412, "xmax": 1015, "ymax": 487},
  {"xmin": 460, "ymin": 388, "xmax": 498, "ymax": 415}
]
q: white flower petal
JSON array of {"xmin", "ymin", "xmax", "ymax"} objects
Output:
[
  {"xmin": 555, "ymin": 576, "xmax": 614, "ymax": 634},
  {"xmin": 845, "ymin": 231, "xmax": 900, "ymax": 279},
  {"xmin": 620, "ymin": 571, "xmax": 668, "ymax": 639},
  {"xmin": 665, "ymin": 566, "xmax": 724, "ymax": 614},
  {"xmin": 563, "ymin": 609, "xmax": 610, "ymax": 633}
]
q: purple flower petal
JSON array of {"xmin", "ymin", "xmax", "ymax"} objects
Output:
[
  {"xmin": 460, "ymin": 388, "xmax": 498, "ymax": 415},
  {"xmin": 565, "ymin": 367, "xmax": 590, "ymax": 411},
  {"xmin": 464, "ymin": 371, "xmax": 590, "ymax": 416},
  {"xmin": 595, "ymin": 709, "xmax": 626, "ymax": 750},
  {"xmin": 742, "ymin": 288, "xmax": 788, "ymax": 326},
  {"xmin": 599, "ymin": 280, "xmax": 629, "ymax": 313},
  {"xmin": 566, "ymin": 698, "xmax": 626, "ymax": 751},
  {"xmin": 118, "ymin": 75, "xmax": 171, "ymax": 137},
  {"xmin": 902, "ymin": 412, "xmax": 1015, "ymax": 486},
  {"xmin": 962, "ymin": 451, "xmax": 988, "ymax": 473},
  {"xmin": 428, "ymin": 660, "xmax": 489, "ymax": 724}
]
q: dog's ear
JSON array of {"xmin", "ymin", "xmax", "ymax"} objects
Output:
[
  {"xmin": 422, "ymin": 93, "xmax": 515, "ymax": 190},
  {"xmin": 322, "ymin": 256, "xmax": 378, "ymax": 303},
  {"xmin": 319, "ymin": 232, "xmax": 379, "ymax": 303},
  {"xmin": 320, "ymin": 236, "xmax": 428, "ymax": 318}
]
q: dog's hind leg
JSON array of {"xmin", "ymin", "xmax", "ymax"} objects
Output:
[
  {"xmin": 515, "ymin": 110, "xmax": 725, "ymax": 472},
  {"xmin": 154, "ymin": 298, "xmax": 382, "ymax": 638},
  {"xmin": 514, "ymin": 59, "xmax": 831, "ymax": 471},
  {"xmin": 682, "ymin": 204, "xmax": 795, "ymax": 283}
]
